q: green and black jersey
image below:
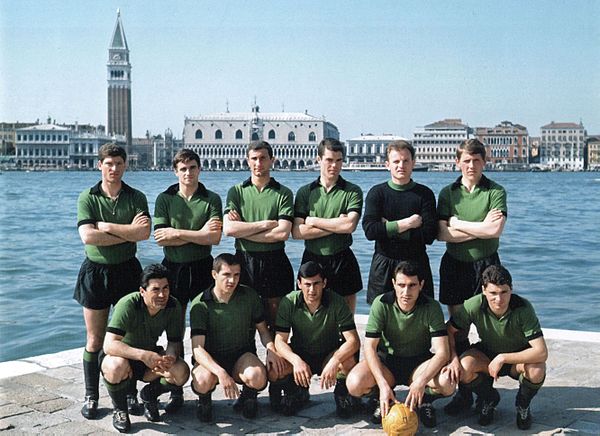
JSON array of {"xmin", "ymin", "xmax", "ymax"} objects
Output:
[
  {"xmin": 437, "ymin": 175, "xmax": 507, "ymax": 262},
  {"xmin": 225, "ymin": 177, "xmax": 293, "ymax": 252},
  {"xmin": 294, "ymin": 176, "xmax": 363, "ymax": 256},
  {"xmin": 189, "ymin": 284, "xmax": 265, "ymax": 355},
  {"xmin": 366, "ymin": 292, "xmax": 447, "ymax": 357},
  {"xmin": 154, "ymin": 182, "xmax": 222, "ymax": 263},
  {"xmin": 450, "ymin": 293, "xmax": 543, "ymax": 355},
  {"xmin": 77, "ymin": 181, "xmax": 149, "ymax": 264},
  {"xmin": 106, "ymin": 292, "xmax": 183, "ymax": 351},
  {"xmin": 275, "ymin": 289, "xmax": 356, "ymax": 356}
]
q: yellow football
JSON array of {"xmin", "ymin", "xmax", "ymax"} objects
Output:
[{"xmin": 382, "ymin": 402, "xmax": 419, "ymax": 436}]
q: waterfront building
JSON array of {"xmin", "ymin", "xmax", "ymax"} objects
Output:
[
  {"xmin": 1, "ymin": 122, "xmax": 37, "ymax": 156},
  {"xmin": 475, "ymin": 121, "xmax": 529, "ymax": 169},
  {"xmin": 182, "ymin": 105, "xmax": 339, "ymax": 170},
  {"xmin": 540, "ymin": 121, "xmax": 586, "ymax": 170},
  {"xmin": 15, "ymin": 124, "xmax": 71, "ymax": 169},
  {"xmin": 587, "ymin": 135, "xmax": 600, "ymax": 170},
  {"xmin": 15, "ymin": 122, "xmax": 125, "ymax": 170},
  {"xmin": 345, "ymin": 134, "xmax": 408, "ymax": 166},
  {"xmin": 412, "ymin": 118, "xmax": 472, "ymax": 170},
  {"xmin": 107, "ymin": 10, "xmax": 132, "ymax": 148}
]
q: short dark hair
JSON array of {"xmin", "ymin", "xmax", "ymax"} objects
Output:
[
  {"xmin": 457, "ymin": 138, "xmax": 486, "ymax": 160},
  {"xmin": 99, "ymin": 143, "xmax": 127, "ymax": 162},
  {"xmin": 318, "ymin": 138, "xmax": 345, "ymax": 158},
  {"xmin": 386, "ymin": 140, "xmax": 415, "ymax": 160},
  {"xmin": 297, "ymin": 261, "xmax": 325, "ymax": 281},
  {"xmin": 482, "ymin": 265, "xmax": 513, "ymax": 289},
  {"xmin": 140, "ymin": 263, "xmax": 170, "ymax": 289},
  {"xmin": 213, "ymin": 253, "xmax": 241, "ymax": 273},
  {"xmin": 173, "ymin": 149, "xmax": 200, "ymax": 168},
  {"xmin": 247, "ymin": 140, "xmax": 273, "ymax": 158},
  {"xmin": 392, "ymin": 260, "xmax": 423, "ymax": 282}
]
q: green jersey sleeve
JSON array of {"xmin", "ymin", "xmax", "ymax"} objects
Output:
[
  {"xmin": 365, "ymin": 296, "xmax": 385, "ymax": 338},
  {"xmin": 153, "ymin": 193, "xmax": 170, "ymax": 228},
  {"xmin": 293, "ymin": 185, "xmax": 310, "ymax": 219},
  {"xmin": 346, "ymin": 184, "xmax": 363, "ymax": 216}
]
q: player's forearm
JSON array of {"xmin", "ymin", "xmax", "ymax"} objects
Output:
[
  {"xmin": 364, "ymin": 342, "xmax": 388, "ymax": 388},
  {"xmin": 104, "ymin": 340, "xmax": 146, "ymax": 362},
  {"xmin": 450, "ymin": 218, "xmax": 504, "ymax": 239},
  {"xmin": 292, "ymin": 223, "xmax": 332, "ymax": 240},
  {"xmin": 176, "ymin": 228, "xmax": 222, "ymax": 245},
  {"xmin": 245, "ymin": 221, "xmax": 291, "ymax": 243},
  {"xmin": 274, "ymin": 336, "xmax": 303, "ymax": 366},
  {"xmin": 193, "ymin": 346, "xmax": 227, "ymax": 378},
  {"xmin": 80, "ymin": 227, "xmax": 127, "ymax": 246},
  {"xmin": 101, "ymin": 222, "xmax": 151, "ymax": 242},
  {"xmin": 437, "ymin": 221, "xmax": 475, "ymax": 243},
  {"xmin": 306, "ymin": 216, "xmax": 358, "ymax": 234},
  {"xmin": 223, "ymin": 219, "xmax": 272, "ymax": 238},
  {"xmin": 332, "ymin": 333, "xmax": 360, "ymax": 364},
  {"xmin": 499, "ymin": 346, "xmax": 548, "ymax": 365}
]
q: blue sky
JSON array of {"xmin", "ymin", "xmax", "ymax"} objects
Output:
[{"xmin": 1, "ymin": 0, "xmax": 599, "ymax": 139}]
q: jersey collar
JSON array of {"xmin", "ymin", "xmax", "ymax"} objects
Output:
[
  {"xmin": 242, "ymin": 177, "xmax": 281, "ymax": 189},
  {"xmin": 309, "ymin": 176, "xmax": 347, "ymax": 191},
  {"xmin": 90, "ymin": 181, "xmax": 134, "ymax": 196},
  {"xmin": 163, "ymin": 182, "xmax": 208, "ymax": 197},
  {"xmin": 450, "ymin": 174, "xmax": 492, "ymax": 191}
]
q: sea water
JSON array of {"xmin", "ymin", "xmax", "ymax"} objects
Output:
[{"xmin": 0, "ymin": 170, "xmax": 599, "ymax": 362}]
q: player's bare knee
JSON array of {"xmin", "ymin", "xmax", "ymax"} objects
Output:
[
  {"xmin": 523, "ymin": 362, "xmax": 546, "ymax": 383},
  {"xmin": 169, "ymin": 362, "xmax": 190, "ymax": 386},
  {"xmin": 243, "ymin": 365, "xmax": 267, "ymax": 389}
]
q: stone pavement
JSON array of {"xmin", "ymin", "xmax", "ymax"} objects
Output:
[{"xmin": 1, "ymin": 315, "xmax": 599, "ymax": 435}]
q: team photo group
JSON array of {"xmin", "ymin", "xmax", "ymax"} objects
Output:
[{"xmin": 73, "ymin": 137, "xmax": 547, "ymax": 433}]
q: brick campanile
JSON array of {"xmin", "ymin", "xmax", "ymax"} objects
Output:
[{"xmin": 107, "ymin": 9, "xmax": 132, "ymax": 148}]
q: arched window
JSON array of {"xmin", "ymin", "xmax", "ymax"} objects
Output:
[
  {"xmin": 215, "ymin": 129, "xmax": 223, "ymax": 140},
  {"xmin": 268, "ymin": 129, "xmax": 276, "ymax": 140},
  {"xmin": 195, "ymin": 129, "xmax": 203, "ymax": 139},
  {"xmin": 308, "ymin": 131, "xmax": 316, "ymax": 142},
  {"xmin": 288, "ymin": 131, "xmax": 295, "ymax": 142},
  {"xmin": 235, "ymin": 129, "xmax": 243, "ymax": 140},
  {"xmin": 252, "ymin": 132, "xmax": 259, "ymax": 141}
]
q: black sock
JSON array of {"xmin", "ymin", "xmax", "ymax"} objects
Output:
[
  {"xmin": 83, "ymin": 349, "xmax": 100, "ymax": 400},
  {"xmin": 104, "ymin": 378, "xmax": 130, "ymax": 411},
  {"xmin": 464, "ymin": 374, "xmax": 495, "ymax": 401},
  {"xmin": 516, "ymin": 374, "xmax": 544, "ymax": 408},
  {"xmin": 422, "ymin": 386, "xmax": 443, "ymax": 404}
]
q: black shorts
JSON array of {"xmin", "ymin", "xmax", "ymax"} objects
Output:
[
  {"xmin": 237, "ymin": 249, "xmax": 294, "ymax": 299},
  {"xmin": 379, "ymin": 351, "xmax": 433, "ymax": 387},
  {"xmin": 470, "ymin": 344, "xmax": 518, "ymax": 379},
  {"xmin": 367, "ymin": 252, "xmax": 434, "ymax": 304},
  {"xmin": 73, "ymin": 257, "xmax": 142, "ymax": 310},
  {"xmin": 301, "ymin": 247, "xmax": 362, "ymax": 297},
  {"xmin": 212, "ymin": 345, "xmax": 258, "ymax": 376},
  {"xmin": 439, "ymin": 252, "xmax": 501, "ymax": 306},
  {"xmin": 162, "ymin": 256, "xmax": 213, "ymax": 304},
  {"xmin": 295, "ymin": 349, "xmax": 336, "ymax": 376},
  {"xmin": 99, "ymin": 346, "xmax": 164, "ymax": 381}
]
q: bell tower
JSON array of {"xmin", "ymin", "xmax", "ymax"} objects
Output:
[{"xmin": 107, "ymin": 9, "xmax": 132, "ymax": 147}]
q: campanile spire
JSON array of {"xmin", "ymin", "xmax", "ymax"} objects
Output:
[{"xmin": 107, "ymin": 9, "xmax": 132, "ymax": 147}]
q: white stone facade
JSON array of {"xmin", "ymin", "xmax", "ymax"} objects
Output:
[
  {"xmin": 540, "ymin": 122, "xmax": 586, "ymax": 170},
  {"xmin": 412, "ymin": 119, "xmax": 472, "ymax": 170},
  {"xmin": 345, "ymin": 134, "xmax": 408, "ymax": 164},
  {"xmin": 15, "ymin": 124, "xmax": 125, "ymax": 169},
  {"xmin": 182, "ymin": 107, "xmax": 339, "ymax": 170}
]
